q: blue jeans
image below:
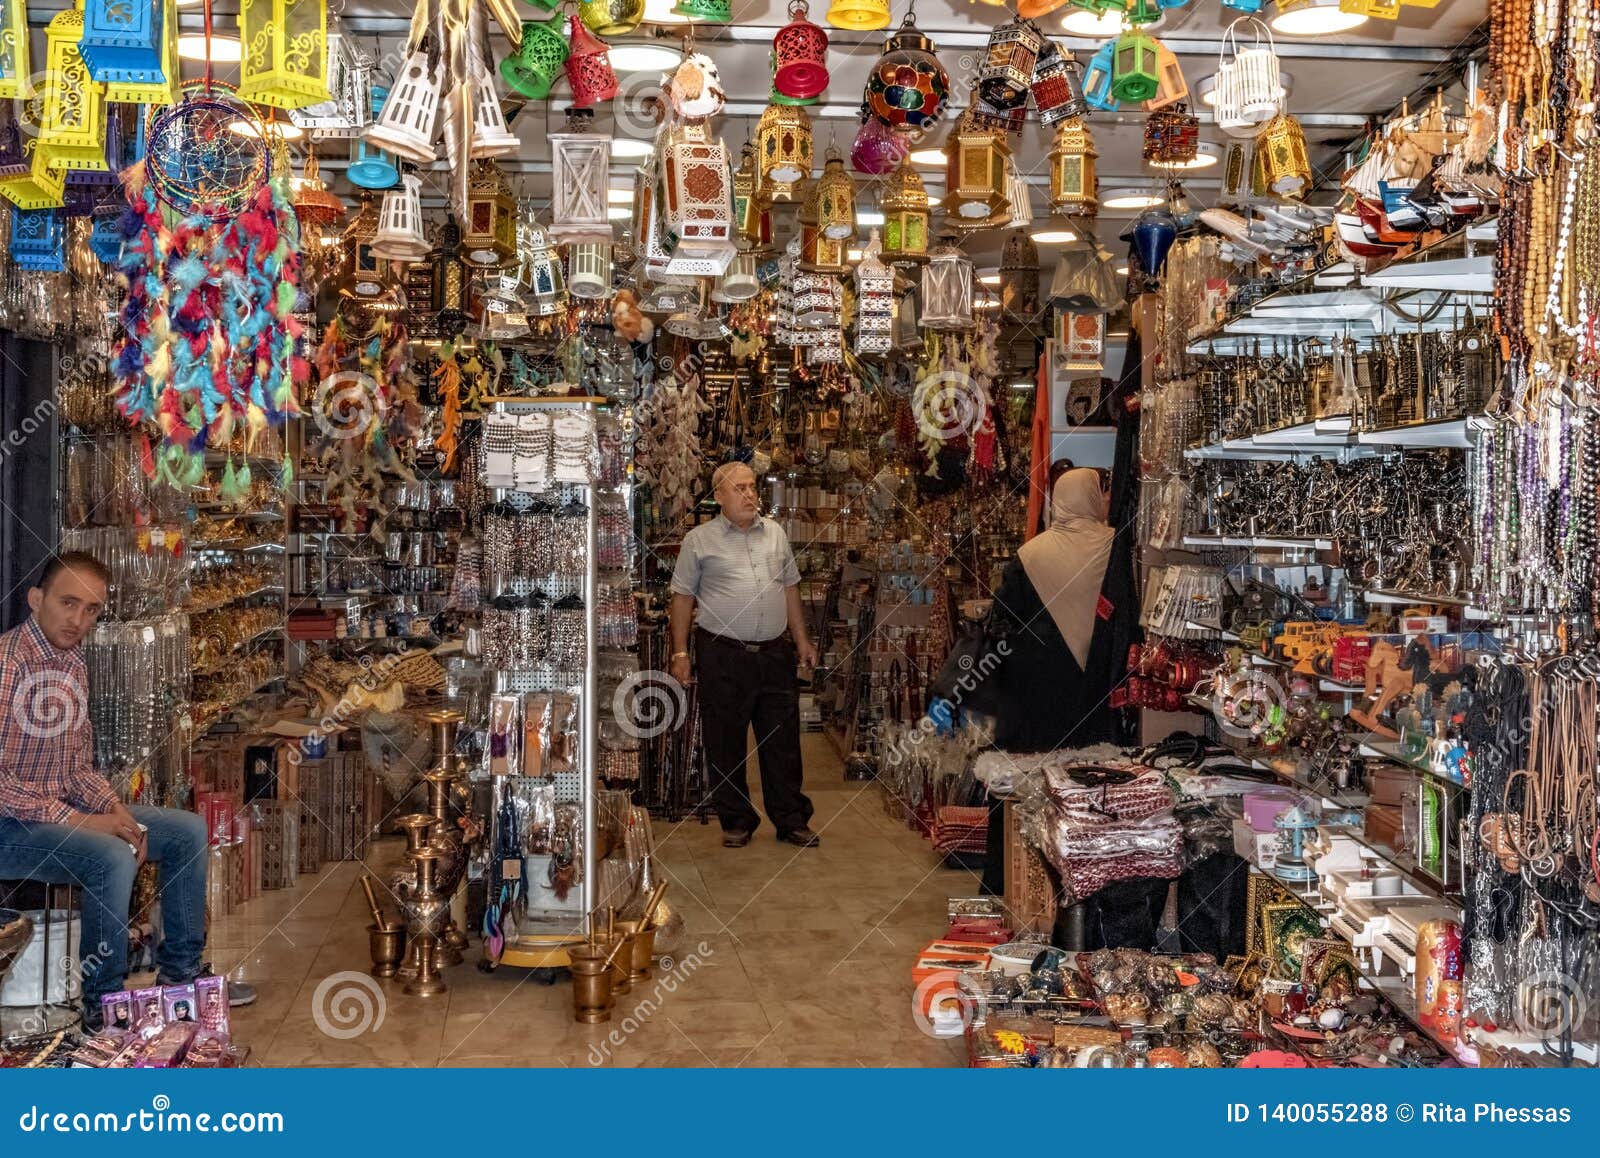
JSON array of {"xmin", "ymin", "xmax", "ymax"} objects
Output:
[{"xmin": 0, "ymin": 806, "xmax": 208, "ymax": 1008}]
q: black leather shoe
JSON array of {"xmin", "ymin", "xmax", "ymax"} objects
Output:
[
  {"xmin": 777, "ymin": 827, "xmax": 820, "ymax": 848},
  {"xmin": 722, "ymin": 829, "xmax": 755, "ymax": 848}
]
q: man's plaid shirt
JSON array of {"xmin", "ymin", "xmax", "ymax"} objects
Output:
[{"xmin": 0, "ymin": 617, "xmax": 118, "ymax": 824}]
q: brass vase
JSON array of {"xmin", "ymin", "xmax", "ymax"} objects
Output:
[{"xmin": 401, "ymin": 848, "xmax": 448, "ymax": 998}]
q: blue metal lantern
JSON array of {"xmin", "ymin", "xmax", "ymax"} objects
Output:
[
  {"xmin": 80, "ymin": 0, "xmax": 166, "ymax": 82},
  {"xmin": 348, "ymin": 84, "xmax": 398, "ymax": 189},
  {"xmin": 1220, "ymin": 0, "xmax": 1265, "ymax": 10},
  {"xmin": 10, "ymin": 206, "xmax": 66, "ymax": 270},
  {"xmin": 1132, "ymin": 203, "xmax": 1177, "ymax": 278},
  {"xmin": 89, "ymin": 202, "xmax": 125, "ymax": 263},
  {"xmin": 1082, "ymin": 40, "xmax": 1120, "ymax": 113},
  {"xmin": 1156, "ymin": 0, "xmax": 1192, "ymax": 7}
]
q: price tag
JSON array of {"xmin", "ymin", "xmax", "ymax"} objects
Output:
[{"xmin": 502, "ymin": 859, "xmax": 522, "ymax": 881}]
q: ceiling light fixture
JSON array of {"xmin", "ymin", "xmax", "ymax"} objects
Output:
[
  {"xmin": 610, "ymin": 138, "xmax": 653, "ymax": 159},
  {"xmin": 607, "ymin": 206, "xmax": 631, "ymax": 220},
  {"xmin": 1149, "ymin": 141, "xmax": 1222, "ymax": 171},
  {"xmin": 1062, "ymin": 9, "xmax": 1133, "ymax": 38},
  {"xmin": 178, "ymin": 34, "xmax": 242, "ymax": 62},
  {"xmin": 608, "ymin": 45, "xmax": 682, "ymax": 72},
  {"xmin": 857, "ymin": 209, "xmax": 885, "ymax": 226},
  {"xmin": 607, "ymin": 188, "xmax": 632, "ymax": 203},
  {"xmin": 1270, "ymin": 0, "xmax": 1368, "ymax": 36},
  {"xmin": 978, "ymin": 272, "xmax": 1000, "ymax": 285},
  {"xmin": 908, "ymin": 147, "xmax": 946, "ymax": 167},
  {"xmin": 1100, "ymin": 187, "xmax": 1165, "ymax": 210},
  {"xmin": 1030, "ymin": 226, "xmax": 1078, "ymax": 244},
  {"xmin": 641, "ymin": 0, "xmax": 690, "ymax": 23},
  {"xmin": 229, "ymin": 118, "xmax": 304, "ymax": 141}
]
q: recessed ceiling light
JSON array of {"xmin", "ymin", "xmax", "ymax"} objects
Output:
[
  {"xmin": 642, "ymin": 0, "xmax": 690, "ymax": 23},
  {"xmin": 607, "ymin": 188, "xmax": 632, "ymax": 203},
  {"xmin": 609, "ymin": 45, "xmax": 681, "ymax": 72},
  {"xmin": 1062, "ymin": 9, "xmax": 1133, "ymax": 38},
  {"xmin": 1101, "ymin": 188, "xmax": 1165, "ymax": 210},
  {"xmin": 1270, "ymin": 0, "xmax": 1368, "ymax": 36},
  {"xmin": 611, "ymin": 138, "xmax": 653, "ymax": 159},
  {"xmin": 178, "ymin": 34, "xmax": 241, "ymax": 62},
  {"xmin": 978, "ymin": 272, "xmax": 1000, "ymax": 285},
  {"xmin": 926, "ymin": 194, "xmax": 941, "ymax": 207},
  {"xmin": 1030, "ymin": 227, "xmax": 1078, "ymax": 244},
  {"xmin": 908, "ymin": 147, "xmax": 946, "ymax": 167},
  {"xmin": 229, "ymin": 118, "xmax": 304, "ymax": 141},
  {"xmin": 607, "ymin": 206, "xmax": 631, "ymax": 220},
  {"xmin": 1149, "ymin": 141, "xmax": 1222, "ymax": 171},
  {"xmin": 1010, "ymin": 380, "xmax": 1035, "ymax": 390},
  {"xmin": 857, "ymin": 209, "xmax": 885, "ymax": 226}
]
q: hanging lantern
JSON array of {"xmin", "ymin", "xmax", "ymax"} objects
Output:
[
  {"xmin": 1213, "ymin": 19, "xmax": 1282, "ymax": 134},
  {"xmin": 348, "ymin": 86, "xmax": 399, "ymax": 188},
  {"xmin": 850, "ymin": 114, "xmax": 906, "ymax": 175},
  {"xmin": 1110, "ymin": 30, "xmax": 1161, "ymax": 103},
  {"xmin": 0, "ymin": 100, "xmax": 63, "ymax": 209},
  {"xmin": 90, "ymin": 197, "xmax": 125, "ymax": 263},
  {"xmin": 0, "ymin": 0, "xmax": 31, "ymax": 99},
  {"xmin": 1143, "ymin": 104, "xmax": 1199, "ymax": 164},
  {"xmin": 581, "ymin": 0, "xmax": 644, "ymax": 36},
  {"xmin": 796, "ymin": 180, "xmax": 847, "ymax": 274},
  {"xmin": 291, "ymin": 19, "xmax": 372, "ymax": 134},
  {"xmin": 879, "ymin": 157, "xmax": 929, "ymax": 264},
  {"xmin": 520, "ymin": 216, "xmax": 567, "ymax": 314},
  {"xmin": 1018, "ymin": 0, "xmax": 1071, "ymax": 14},
  {"xmin": 756, "ymin": 102, "xmax": 813, "ymax": 195},
  {"xmin": 1000, "ymin": 230, "xmax": 1039, "ymax": 320},
  {"xmin": 341, "ymin": 194, "xmax": 393, "ymax": 300},
  {"xmin": 1081, "ymin": 40, "xmax": 1119, "ymax": 113},
  {"xmin": 978, "ymin": 17, "xmax": 1043, "ymax": 111},
  {"xmin": 661, "ymin": 122, "xmax": 736, "ymax": 276},
  {"xmin": 459, "ymin": 62, "xmax": 520, "ymax": 160},
  {"xmin": 671, "ymin": 0, "xmax": 731, "ymax": 21},
  {"xmin": 827, "ymin": 0, "xmax": 890, "ymax": 30},
  {"xmin": 429, "ymin": 217, "xmax": 470, "ymax": 337},
  {"xmin": 9, "ymin": 207, "xmax": 65, "ymax": 270},
  {"xmin": 921, "ymin": 238, "xmax": 974, "ymax": 329},
  {"xmin": 549, "ymin": 110, "xmax": 614, "ymax": 242},
  {"xmin": 815, "ymin": 151, "xmax": 855, "ymax": 241},
  {"xmin": 715, "ymin": 251, "xmax": 761, "ymax": 302},
  {"xmin": 1219, "ymin": 140, "xmax": 1250, "ymax": 204},
  {"xmin": 99, "ymin": 0, "xmax": 177, "ymax": 105},
  {"xmin": 463, "ymin": 160, "xmax": 518, "ymax": 266},
  {"xmin": 667, "ymin": 53, "xmax": 725, "ymax": 119},
  {"xmin": 1255, "ymin": 110, "xmax": 1310, "ymax": 197},
  {"xmin": 1049, "ymin": 117, "xmax": 1098, "ymax": 214},
  {"xmin": 1143, "ymin": 41, "xmax": 1187, "ymax": 109},
  {"xmin": 854, "ymin": 231, "xmax": 894, "ymax": 355},
  {"xmin": 237, "ymin": 0, "xmax": 330, "ymax": 110},
  {"xmin": 292, "ymin": 150, "xmax": 345, "ymax": 231},
  {"xmin": 366, "ymin": 47, "xmax": 443, "ymax": 164},
  {"xmin": 80, "ymin": 0, "xmax": 164, "ymax": 84},
  {"xmin": 567, "ymin": 242, "xmax": 613, "ymax": 299},
  {"xmin": 732, "ymin": 142, "xmax": 772, "ymax": 249},
  {"xmin": 1004, "ymin": 158, "xmax": 1032, "ymax": 228},
  {"xmin": 632, "ymin": 161, "xmax": 676, "ymax": 283},
  {"xmin": 864, "ymin": 12, "xmax": 950, "ymax": 133},
  {"xmin": 1132, "ymin": 202, "xmax": 1178, "ymax": 278},
  {"xmin": 772, "ymin": 1, "xmax": 830, "ymax": 101},
  {"xmin": 945, "ymin": 112, "xmax": 1010, "ymax": 224},
  {"xmin": 472, "ymin": 271, "xmax": 531, "ymax": 339},
  {"xmin": 501, "ymin": 15, "xmax": 568, "ymax": 100},
  {"xmin": 372, "ymin": 173, "xmax": 430, "ymax": 260},
  {"xmin": 565, "ymin": 15, "xmax": 619, "ymax": 107},
  {"xmin": 893, "ymin": 286, "xmax": 922, "ymax": 351},
  {"xmin": 37, "ymin": 5, "xmax": 109, "ymax": 174},
  {"xmin": 1031, "ymin": 39, "xmax": 1086, "ymax": 126}
]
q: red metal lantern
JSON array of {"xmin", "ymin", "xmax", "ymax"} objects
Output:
[
  {"xmin": 565, "ymin": 15, "xmax": 618, "ymax": 108},
  {"xmin": 773, "ymin": 1, "xmax": 829, "ymax": 101}
]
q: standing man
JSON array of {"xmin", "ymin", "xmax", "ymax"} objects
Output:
[
  {"xmin": 0, "ymin": 552, "xmax": 252, "ymax": 1029},
  {"xmin": 669, "ymin": 462, "xmax": 820, "ymax": 848}
]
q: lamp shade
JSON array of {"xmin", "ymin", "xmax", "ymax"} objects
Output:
[
  {"xmin": 851, "ymin": 114, "xmax": 907, "ymax": 175},
  {"xmin": 365, "ymin": 48, "xmax": 442, "ymax": 164}
]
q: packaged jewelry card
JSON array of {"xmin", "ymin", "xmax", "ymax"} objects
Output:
[{"xmin": 488, "ymin": 693, "xmax": 522, "ymax": 778}]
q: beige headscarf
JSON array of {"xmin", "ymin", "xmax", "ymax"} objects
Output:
[{"xmin": 1017, "ymin": 468, "xmax": 1115, "ymax": 668}]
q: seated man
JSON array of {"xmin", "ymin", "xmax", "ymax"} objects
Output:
[{"xmin": 0, "ymin": 552, "xmax": 252, "ymax": 1028}]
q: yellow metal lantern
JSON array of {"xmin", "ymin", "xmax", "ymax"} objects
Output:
[
  {"xmin": 102, "ymin": 0, "xmax": 180, "ymax": 107},
  {"xmin": 237, "ymin": 0, "xmax": 331, "ymax": 110},
  {"xmin": 825, "ymin": 0, "xmax": 890, "ymax": 31},
  {"xmin": 945, "ymin": 112, "xmax": 1010, "ymax": 224},
  {"xmin": 1255, "ymin": 111, "xmax": 1310, "ymax": 198},
  {"xmin": 733, "ymin": 141, "xmax": 771, "ymax": 250},
  {"xmin": 462, "ymin": 160, "xmax": 517, "ymax": 267},
  {"xmin": 756, "ymin": 102, "xmax": 813, "ymax": 202},
  {"xmin": 880, "ymin": 157, "xmax": 929, "ymax": 264},
  {"xmin": 1049, "ymin": 117, "xmax": 1097, "ymax": 215},
  {"xmin": 815, "ymin": 151, "xmax": 855, "ymax": 242},
  {"xmin": 0, "ymin": 151, "xmax": 68, "ymax": 211},
  {"xmin": 797, "ymin": 178, "xmax": 847, "ymax": 274},
  {"xmin": 0, "ymin": 0, "xmax": 32, "ymax": 98},
  {"xmin": 37, "ymin": 5, "xmax": 109, "ymax": 174}
]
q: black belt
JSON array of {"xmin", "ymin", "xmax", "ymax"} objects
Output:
[{"xmin": 696, "ymin": 628, "xmax": 789, "ymax": 654}]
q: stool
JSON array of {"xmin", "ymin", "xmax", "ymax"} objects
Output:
[{"xmin": 0, "ymin": 879, "xmax": 83, "ymax": 1042}]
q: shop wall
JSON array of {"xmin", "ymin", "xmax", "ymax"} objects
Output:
[{"xmin": 0, "ymin": 336, "xmax": 56, "ymax": 630}]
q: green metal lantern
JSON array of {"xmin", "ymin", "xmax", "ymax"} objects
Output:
[
  {"xmin": 1110, "ymin": 30, "xmax": 1160, "ymax": 103},
  {"xmin": 580, "ymin": 0, "xmax": 644, "ymax": 35},
  {"xmin": 500, "ymin": 15, "xmax": 569, "ymax": 99},
  {"xmin": 671, "ymin": 0, "xmax": 731, "ymax": 21}
]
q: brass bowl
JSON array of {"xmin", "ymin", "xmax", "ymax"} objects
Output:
[{"xmin": 368, "ymin": 923, "xmax": 406, "ymax": 979}]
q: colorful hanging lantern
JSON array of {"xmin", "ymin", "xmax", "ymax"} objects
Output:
[
  {"xmin": 36, "ymin": 5, "xmax": 109, "ymax": 174},
  {"xmin": 237, "ymin": 0, "xmax": 330, "ymax": 110},
  {"xmin": 864, "ymin": 11, "xmax": 950, "ymax": 133},
  {"xmin": 1132, "ymin": 202, "xmax": 1178, "ymax": 278},
  {"xmin": 854, "ymin": 230, "xmax": 893, "ymax": 355},
  {"xmin": 1031, "ymin": 39, "xmax": 1087, "ymax": 126},
  {"xmin": 826, "ymin": 0, "xmax": 890, "ymax": 30},
  {"xmin": 661, "ymin": 122, "xmax": 735, "ymax": 276},
  {"xmin": 292, "ymin": 150, "xmax": 345, "ymax": 231},
  {"xmin": 795, "ymin": 180, "xmax": 842, "ymax": 274},
  {"xmin": 1081, "ymin": 39, "xmax": 1120, "ymax": 113},
  {"xmin": 1143, "ymin": 40, "xmax": 1187, "ymax": 109},
  {"xmin": 501, "ymin": 16, "xmax": 569, "ymax": 100},
  {"xmin": 880, "ymin": 157, "xmax": 929, "ymax": 264},
  {"xmin": 9, "ymin": 207, "xmax": 65, "ymax": 270},
  {"xmin": 1049, "ymin": 117, "xmax": 1098, "ymax": 214},
  {"xmin": 565, "ymin": 15, "xmax": 619, "ymax": 107},
  {"xmin": 340, "ymin": 193, "xmax": 393, "ymax": 300},
  {"xmin": 773, "ymin": 1, "xmax": 829, "ymax": 101},
  {"xmin": 366, "ymin": 47, "xmax": 443, "ymax": 164},
  {"xmin": 580, "ymin": 0, "xmax": 644, "ymax": 36},
  {"xmin": 430, "ymin": 217, "xmax": 470, "ymax": 337},
  {"xmin": 291, "ymin": 19, "xmax": 372, "ymax": 133},
  {"xmin": 100, "ymin": 0, "xmax": 178, "ymax": 105},
  {"xmin": 945, "ymin": 112, "xmax": 1010, "ymax": 224},
  {"xmin": 978, "ymin": 17, "xmax": 1043, "ymax": 111},
  {"xmin": 850, "ymin": 113, "xmax": 906, "ymax": 175},
  {"xmin": 463, "ymin": 160, "xmax": 518, "ymax": 267},
  {"xmin": 89, "ymin": 199, "xmax": 124, "ymax": 263},
  {"xmin": 549, "ymin": 111, "xmax": 613, "ymax": 242},
  {"xmin": 1000, "ymin": 230, "xmax": 1039, "ymax": 320},
  {"xmin": 732, "ymin": 142, "xmax": 772, "ymax": 248},
  {"xmin": 1255, "ymin": 110, "xmax": 1310, "ymax": 197},
  {"xmin": 1143, "ymin": 104, "xmax": 1199, "ymax": 164},
  {"xmin": 921, "ymin": 238, "xmax": 974, "ymax": 329},
  {"xmin": 815, "ymin": 151, "xmax": 855, "ymax": 241},
  {"xmin": 671, "ymin": 0, "xmax": 731, "ymax": 21},
  {"xmin": 1110, "ymin": 30, "xmax": 1161, "ymax": 103},
  {"xmin": 0, "ymin": 98, "xmax": 66, "ymax": 209},
  {"xmin": 0, "ymin": 0, "xmax": 31, "ymax": 99},
  {"xmin": 756, "ymin": 102, "xmax": 813, "ymax": 195},
  {"xmin": 349, "ymin": 85, "xmax": 400, "ymax": 189},
  {"xmin": 769, "ymin": 83, "xmax": 819, "ymax": 108},
  {"xmin": 567, "ymin": 242, "xmax": 613, "ymax": 298},
  {"xmin": 372, "ymin": 173, "xmax": 430, "ymax": 260},
  {"xmin": 80, "ymin": 0, "xmax": 164, "ymax": 83}
]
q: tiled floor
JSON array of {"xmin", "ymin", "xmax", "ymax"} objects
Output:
[{"xmin": 208, "ymin": 734, "xmax": 975, "ymax": 1067}]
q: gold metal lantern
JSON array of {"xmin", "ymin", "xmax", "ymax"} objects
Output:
[
  {"xmin": 797, "ymin": 178, "xmax": 847, "ymax": 274},
  {"xmin": 733, "ymin": 141, "xmax": 771, "ymax": 250},
  {"xmin": 340, "ymin": 193, "xmax": 394, "ymax": 301},
  {"xmin": 814, "ymin": 151, "xmax": 855, "ymax": 242},
  {"xmin": 462, "ymin": 160, "xmax": 518, "ymax": 267},
  {"xmin": 1049, "ymin": 117, "xmax": 1097, "ymax": 215},
  {"xmin": 1255, "ymin": 111, "xmax": 1310, "ymax": 198},
  {"xmin": 945, "ymin": 111, "xmax": 1010, "ymax": 224},
  {"xmin": 880, "ymin": 158, "xmax": 930, "ymax": 264},
  {"xmin": 756, "ymin": 102, "xmax": 813, "ymax": 202}
]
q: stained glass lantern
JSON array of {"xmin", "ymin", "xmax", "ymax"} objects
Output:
[
  {"xmin": 80, "ymin": 0, "xmax": 163, "ymax": 83},
  {"xmin": 773, "ymin": 2, "xmax": 829, "ymax": 101},
  {"xmin": 733, "ymin": 142, "xmax": 772, "ymax": 248},
  {"xmin": 864, "ymin": 13, "xmax": 950, "ymax": 134},
  {"xmin": 1255, "ymin": 110, "xmax": 1310, "ymax": 197},
  {"xmin": 520, "ymin": 216, "xmax": 566, "ymax": 314},
  {"xmin": 1144, "ymin": 104, "xmax": 1198, "ymax": 163},
  {"xmin": 291, "ymin": 20, "xmax": 372, "ymax": 133},
  {"xmin": 372, "ymin": 173, "xmax": 430, "ymax": 260},
  {"xmin": 568, "ymin": 242, "xmax": 613, "ymax": 298},
  {"xmin": 880, "ymin": 158, "xmax": 929, "ymax": 264},
  {"xmin": 463, "ymin": 160, "xmax": 518, "ymax": 266},
  {"xmin": 430, "ymin": 218, "xmax": 469, "ymax": 338},
  {"xmin": 341, "ymin": 194, "xmax": 393, "ymax": 300},
  {"xmin": 850, "ymin": 114, "xmax": 905, "ymax": 175},
  {"xmin": 945, "ymin": 112, "xmax": 1010, "ymax": 223},
  {"xmin": 978, "ymin": 17, "xmax": 1043, "ymax": 111},
  {"xmin": 1143, "ymin": 41, "xmax": 1187, "ymax": 110},
  {"xmin": 826, "ymin": 0, "xmax": 889, "ymax": 30},
  {"xmin": 37, "ymin": 6, "xmax": 109, "ymax": 174},
  {"xmin": 549, "ymin": 111, "xmax": 614, "ymax": 242},
  {"xmin": 815, "ymin": 152, "xmax": 855, "ymax": 241},
  {"xmin": 1049, "ymin": 117, "xmax": 1097, "ymax": 214},
  {"xmin": 237, "ymin": 0, "xmax": 330, "ymax": 110},
  {"xmin": 1000, "ymin": 230, "xmax": 1039, "ymax": 319},
  {"xmin": 581, "ymin": 0, "xmax": 644, "ymax": 35},
  {"xmin": 854, "ymin": 230, "xmax": 894, "ymax": 355},
  {"xmin": 366, "ymin": 48, "xmax": 443, "ymax": 164},
  {"xmin": 1031, "ymin": 39, "xmax": 1086, "ymax": 126},
  {"xmin": 1110, "ymin": 30, "xmax": 1161, "ymax": 103},
  {"xmin": 100, "ymin": 0, "xmax": 177, "ymax": 105},
  {"xmin": 756, "ymin": 102, "xmax": 813, "ymax": 198},
  {"xmin": 797, "ymin": 180, "xmax": 847, "ymax": 274},
  {"xmin": 502, "ymin": 16, "xmax": 569, "ymax": 99},
  {"xmin": 349, "ymin": 87, "xmax": 400, "ymax": 189},
  {"xmin": 671, "ymin": 0, "xmax": 731, "ymax": 21},
  {"xmin": 921, "ymin": 239, "xmax": 973, "ymax": 329},
  {"xmin": 0, "ymin": 0, "xmax": 31, "ymax": 98},
  {"xmin": 661, "ymin": 122, "xmax": 735, "ymax": 276},
  {"xmin": 1082, "ymin": 40, "xmax": 1119, "ymax": 113},
  {"xmin": 10, "ymin": 206, "xmax": 65, "ymax": 270},
  {"xmin": 565, "ymin": 16, "xmax": 619, "ymax": 107}
]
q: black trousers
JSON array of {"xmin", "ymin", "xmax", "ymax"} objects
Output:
[{"xmin": 695, "ymin": 629, "xmax": 814, "ymax": 834}]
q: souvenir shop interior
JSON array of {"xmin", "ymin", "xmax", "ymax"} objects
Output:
[{"xmin": 0, "ymin": 0, "xmax": 1594, "ymax": 1071}]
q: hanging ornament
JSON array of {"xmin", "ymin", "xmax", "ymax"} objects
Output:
[
  {"xmin": 773, "ymin": 1, "xmax": 830, "ymax": 101},
  {"xmin": 854, "ymin": 230, "xmax": 894, "ymax": 355},
  {"xmin": 338, "ymin": 193, "xmax": 392, "ymax": 300},
  {"xmin": 826, "ymin": 0, "xmax": 889, "ymax": 31},
  {"xmin": 1049, "ymin": 117, "xmax": 1097, "ymax": 214},
  {"xmin": 796, "ymin": 177, "xmax": 846, "ymax": 273},
  {"xmin": 1132, "ymin": 201, "xmax": 1178, "ymax": 278},
  {"xmin": 367, "ymin": 45, "xmax": 444, "ymax": 163},
  {"xmin": 921, "ymin": 237, "xmax": 974, "ymax": 329},
  {"xmin": 945, "ymin": 111, "xmax": 1010, "ymax": 225},
  {"xmin": 565, "ymin": 15, "xmax": 619, "ymax": 107},
  {"xmin": 428, "ymin": 218, "xmax": 470, "ymax": 337},
  {"xmin": 501, "ymin": 15, "xmax": 569, "ymax": 100},
  {"xmin": 1004, "ymin": 158, "xmax": 1032, "ymax": 228},
  {"xmin": 0, "ymin": 98, "xmax": 66, "ymax": 210},
  {"xmin": 1031, "ymin": 38, "xmax": 1087, "ymax": 126},
  {"xmin": 1143, "ymin": 104, "xmax": 1199, "ymax": 164},
  {"xmin": 815, "ymin": 150, "xmax": 855, "ymax": 241},
  {"xmin": 1254, "ymin": 110, "xmax": 1310, "ymax": 197},
  {"xmin": 1142, "ymin": 40, "xmax": 1187, "ymax": 109},
  {"xmin": 372, "ymin": 172, "xmax": 430, "ymax": 261},
  {"xmin": 549, "ymin": 108, "xmax": 613, "ymax": 242},
  {"xmin": 567, "ymin": 242, "xmax": 614, "ymax": 298},
  {"xmin": 864, "ymin": 8, "xmax": 950, "ymax": 133},
  {"xmin": 667, "ymin": 53, "xmax": 726, "ymax": 119},
  {"xmin": 580, "ymin": 0, "xmax": 644, "ymax": 36},
  {"xmin": 519, "ymin": 214, "xmax": 567, "ymax": 315},
  {"xmin": 144, "ymin": 84, "xmax": 269, "ymax": 219},
  {"xmin": 977, "ymin": 17, "xmax": 1043, "ymax": 112},
  {"xmin": 714, "ymin": 251, "xmax": 760, "ymax": 302},
  {"xmin": 732, "ymin": 141, "xmax": 771, "ymax": 249},
  {"xmin": 879, "ymin": 157, "xmax": 930, "ymax": 264},
  {"xmin": 756, "ymin": 102, "xmax": 813, "ymax": 196},
  {"xmin": 1000, "ymin": 230, "xmax": 1039, "ymax": 320},
  {"xmin": 850, "ymin": 113, "xmax": 906, "ymax": 175},
  {"xmin": 348, "ymin": 86, "xmax": 399, "ymax": 188},
  {"xmin": 9, "ymin": 207, "xmax": 66, "ymax": 271},
  {"xmin": 237, "ymin": 0, "xmax": 331, "ymax": 110}
]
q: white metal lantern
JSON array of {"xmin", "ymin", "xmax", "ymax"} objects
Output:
[
  {"xmin": 808, "ymin": 328, "xmax": 843, "ymax": 365},
  {"xmin": 854, "ymin": 230, "xmax": 893, "ymax": 355},
  {"xmin": 371, "ymin": 173, "xmax": 430, "ymax": 260},
  {"xmin": 522, "ymin": 219, "xmax": 567, "ymax": 316},
  {"xmin": 921, "ymin": 240, "xmax": 974, "ymax": 330},
  {"xmin": 794, "ymin": 270, "xmax": 840, "ymax": 327},
  {"xmin": 465, "ymin": 60, "xmax": 520, "ymax": 158},
  {"xmin": 567, "ymin": 242, "xmax": 613, "ymax": 298},
  {"xmin": 713, "ymin": 250, "xmax": 760, "ymax": 302},
  {"xmin": 364, "ymin": 47, "xmax": 443, "ymax": 164},
  {"xmin": 289, "ymin": 23, "xmax": 372, "ymax": 134},
  {"xmin": 661, "ymin": 123, "xmax": 736, "ymax": 277},
  {"xmin": 1213, "ymin": 19, "xmax": 1281, "ymax": 137},
  {"xmin": 550, "ymin": 117, "xmax": 613, "ymax": 243},
  {"xmin": 773, "ymin": 237, "xmax": 800, "ymax": 345},
  {"xmin": 474, "ymin": 271, "xmax": 531, "ymax": 339},
  {"xmin": 1004, "ymin": 158, "xmax": 1031, "ymax": 229}
]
